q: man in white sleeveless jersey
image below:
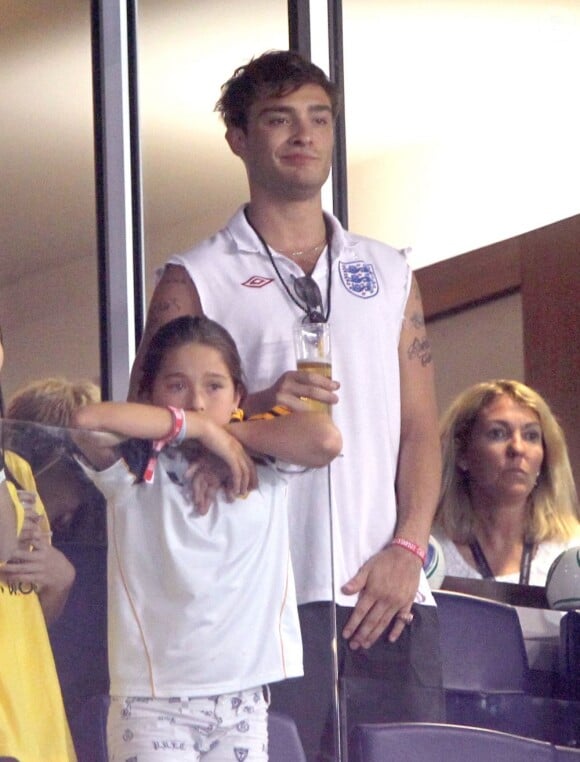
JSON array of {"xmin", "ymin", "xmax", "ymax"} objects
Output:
[{"xmin": 130, "ymin": 50, "xmax": 444, "ymax": 761}]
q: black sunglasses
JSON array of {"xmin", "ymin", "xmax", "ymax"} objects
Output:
[{"xmin": 293, "ymin": 275, "xmax": 325, "ymax": 323}]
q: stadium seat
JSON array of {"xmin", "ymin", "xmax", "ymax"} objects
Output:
[
  {"xmin": 433, "ymin": 589, "xmax": 529, "ymax": 693},
  {"xmin": 268, "ymin": 711, "xmax": 307, "ymax": 762},
  {"xmin": 349, "ymin": 722, "xmax": 579, "ymax": 762},
  {"xmin": 556, "ymin": 747, "xmax": 580, "ymax": 760},
  {"xmin": 433, "ymin": 590, "xmax": 580, "ymax": 746}
]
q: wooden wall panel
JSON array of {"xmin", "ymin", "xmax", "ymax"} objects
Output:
[
  {"xmin": 520, "ymin": 216, "xmax": 580, "ymax": 488},
  {"xmin": 417, "ymin": 238, "xmax": 521, "ymax": 320},
  {"xmin": 416, "ymin": 214, "xmax": 580, "ymax": 489}
]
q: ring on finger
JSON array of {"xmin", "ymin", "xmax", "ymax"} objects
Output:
[{"xmin": 397, "ymin": 611, "xmax": 414, "ymax": 626}]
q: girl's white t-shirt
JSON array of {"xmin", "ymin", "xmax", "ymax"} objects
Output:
[{"xmin": 84, "ymin": 451, "xmax": 303, "ymax": 698}]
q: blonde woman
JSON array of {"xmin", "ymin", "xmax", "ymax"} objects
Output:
[
  {"xmin": 434, "ymin": 379, "xmax": 579, "ymax": 583},
  {"xmin": 433, "ymin": 379, "xmax": 580, "ymax": 670}
]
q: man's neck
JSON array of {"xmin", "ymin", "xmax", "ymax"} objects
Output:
[{"xmin": 245, "ymin": 195, "xmax": 327, "ymax": 254}]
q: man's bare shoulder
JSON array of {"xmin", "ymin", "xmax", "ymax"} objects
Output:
[{"xmin": 147, "ymin": 265, "xmax": 202, "ymax": 329}]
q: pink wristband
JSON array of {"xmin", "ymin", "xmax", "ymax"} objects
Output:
[
  {"xmin": 165, "ymin": 406, "xmax": 186, "ymax": 444},
  {"xmin": 391, "ymin": 536, "xmax": 426, "ymax": 564},
  {"xmin": 143, "ymin": 407, "xmax": 186, "ymax": 484},
  {"xmin": 167, "ymin": 407, "xmax": 186, "ymax": 444}
]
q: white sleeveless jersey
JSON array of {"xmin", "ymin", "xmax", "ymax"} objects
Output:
[
  {"xmin": 86, "ymin": 454, "xmax": 302, "ymax": 698},
  {"xmin": 169, "ymin": 207, "xmax": 434, "ymax": 607}
]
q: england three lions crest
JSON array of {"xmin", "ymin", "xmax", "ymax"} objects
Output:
[{"xmin": 339, "ymin": 261, "xmax": 379, "ymax": 298}]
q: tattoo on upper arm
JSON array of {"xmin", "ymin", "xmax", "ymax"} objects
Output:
[
  {"xmin": 407, "ymin": 336, "xmax": 432, "ymax": 366},
  {"xmin": 410, "ymin": 311, "xmax": 425, "ymax": 330},
  {"xmin": 149, "ymin": 297, "xmax": 185, "ymax": 324}
]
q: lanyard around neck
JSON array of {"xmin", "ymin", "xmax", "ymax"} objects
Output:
[
  {"xmin": 243, "ymin": 207, "xmax": 332, "ymax": 323},
  {"xmin": 469, "ymin": 538, "xmax": 535, "ymax": 585}
]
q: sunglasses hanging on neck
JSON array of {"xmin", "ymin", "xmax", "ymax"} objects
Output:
[
  {"xmin": 293, "ymin": 275, "xmax": 325, "ymax": 323},
  {"xmin": 244, "ymin": 207, "xmax": 332, "ymax": 323}
]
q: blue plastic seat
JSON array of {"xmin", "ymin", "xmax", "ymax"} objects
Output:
[
  {"xmin": 350, "ymin": 722, "xmax": 578, "ymax": 762},
  {"xmin": 268, "ymin": 710, "xmax": 307, "ymax": 762},
  {"xmin": 433, "ymin": 589, "xmax": 529, "ymax": 693},
  {"xmin": 433, "ymin": 590, "xmax": 580, "ymax": 746}
]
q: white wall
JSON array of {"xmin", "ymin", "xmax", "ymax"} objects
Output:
[{"xmin": 344, "ymin": 0, "xmax": 580, "ymax": 269}]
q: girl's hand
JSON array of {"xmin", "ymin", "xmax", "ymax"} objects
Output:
[
  {"xmin": 196, "ymin": 419, "xmax": 257, "ymax": 500},
  {"xmin": 185, "ymin": 453, "xmax": 241, "ymax": 515},
  {"xmin": 189, "ymin": 460, "xmax": 222, "ymax": 516}
]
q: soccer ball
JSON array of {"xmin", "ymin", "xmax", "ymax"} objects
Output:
[
  {"xmin": 546, "ymin": 547, "xmax": 580, "ymax": 611},
  {"xmin": 423, "ymin": 535, "xmax": 446, "ymax": 590}
]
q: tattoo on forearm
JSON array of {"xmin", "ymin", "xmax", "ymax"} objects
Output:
[{"xmin": 407, "ymin": 336, "xmax": 432, "ymax": 366}]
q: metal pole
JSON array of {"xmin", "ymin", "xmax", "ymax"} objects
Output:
[{"xmin": 91, "ymin": 0, "xmax": 142, "ymax": 400}]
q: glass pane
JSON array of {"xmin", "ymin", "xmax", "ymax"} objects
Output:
[
  {"xmin": 3, "ymin": 420, "xmax": 106, "ymax": 547},
  {"xmin": 1, "ymin": 418, "xmax": 108, "ymax": 760},
  {"xmin": 0, "ymin": 1, "xmax": 99, "ymax": 399},
  {"xmin": 136, "ymin": 5, "xmax": 340, "ymax": 762},
  {"xmin": 340, "ymin": 0, "xmax": 579, "ymax": 748},
  {"xmin": 138, "ymin": 0, "xmax": 289, "ymax": 295},
  {"xmin": 0, "ymin": 413, "xmax": 340, "ymax": 759}
]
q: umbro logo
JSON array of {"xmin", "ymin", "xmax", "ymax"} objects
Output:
[{"xmin": 241, "ymin": 276, "xmax": 274, "ymax": 288}]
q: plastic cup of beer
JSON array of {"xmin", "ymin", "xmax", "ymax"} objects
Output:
[{"xmin": 293, "ymin": 321, "xmax": 332, "ymax": 414}]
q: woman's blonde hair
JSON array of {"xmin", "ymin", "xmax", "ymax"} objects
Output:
[
  {"xmin": 6, "ymin": 377, "xmax": 101, "ymax": 427},
  {"xmin": 436, "ymin": 379, "xmax": 579, "ymax": 544}
]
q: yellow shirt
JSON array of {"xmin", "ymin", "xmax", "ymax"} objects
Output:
[{"xmin": 0, "ymin": 452, "xmax": 76, "ymax": 762}]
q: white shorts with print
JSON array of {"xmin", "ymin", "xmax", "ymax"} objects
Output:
[{"xmin": 107, "ymin": 687, "xmax": 269, "ymax": 761}]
